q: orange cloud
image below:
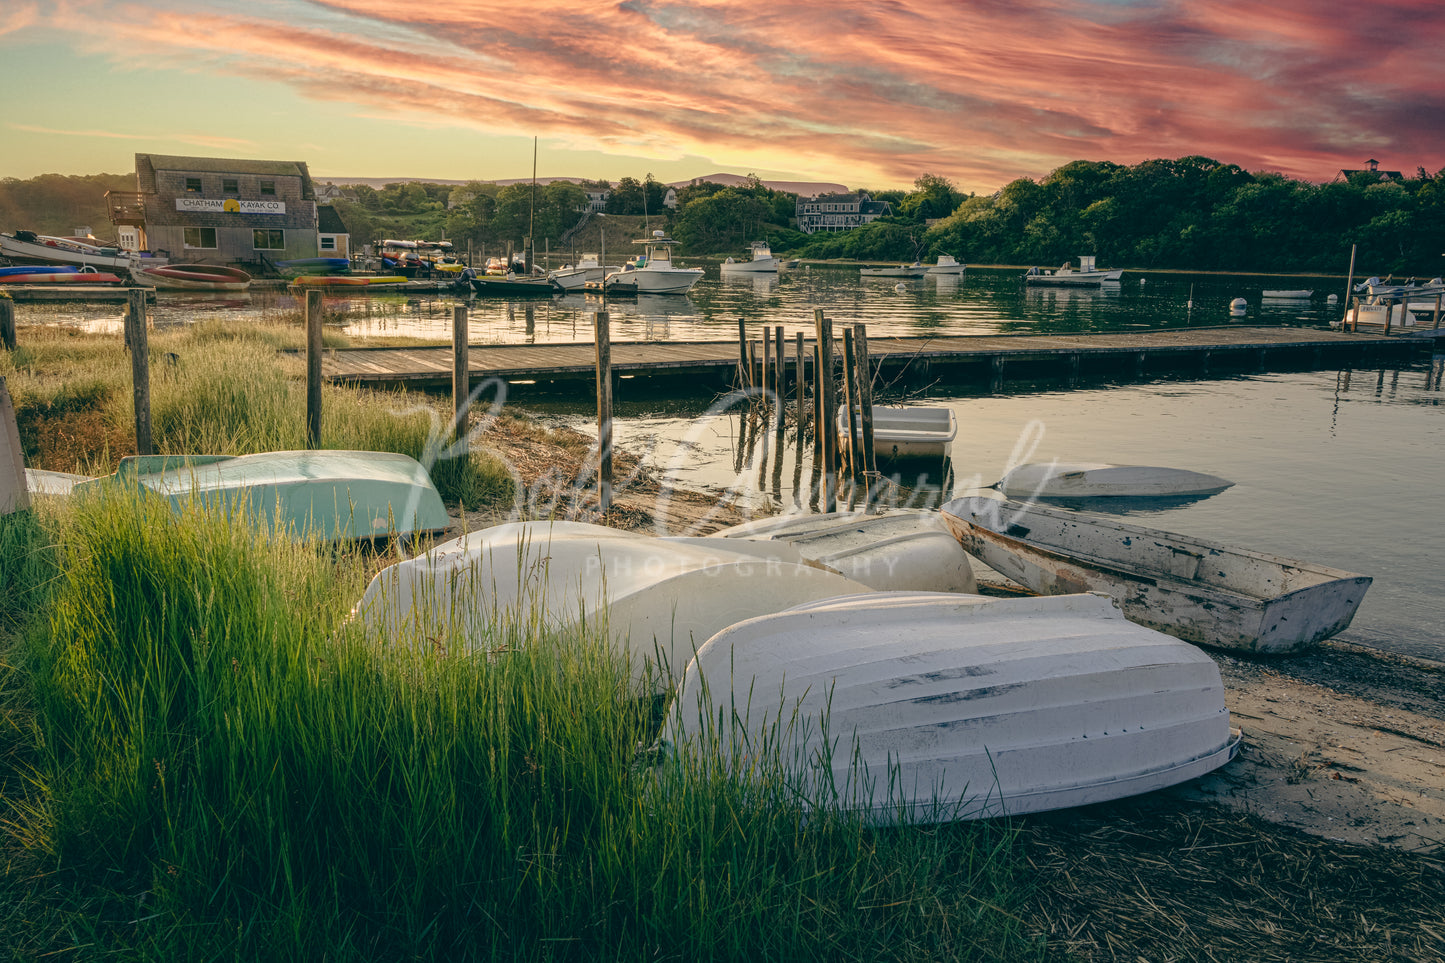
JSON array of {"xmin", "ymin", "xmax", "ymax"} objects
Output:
[{"xmin": 19, "ymin": 0, "xmax": 1445, "ymax": 190}]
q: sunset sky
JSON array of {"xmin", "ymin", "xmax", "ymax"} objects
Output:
[{"xmin": 3, "ymin": 0, "xmax": 1443, "ymax": 194}]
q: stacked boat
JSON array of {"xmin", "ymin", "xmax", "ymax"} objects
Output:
[
  {"xmin": 0, "ymin": 265, "xmax": 124, "ymax": 285},
  {"xmin": 130, "ymin": 263, "xmax": 252, "ymax": 291}
]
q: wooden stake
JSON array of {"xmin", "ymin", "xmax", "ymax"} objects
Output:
[
  {"xmin": 736, "ymin": 318, "xmax": 748, "ymax": 388},
  {"xmin": 774, "ymin": 325, "xmax": 785, "ymax": 430},
  {"xmin": 795, "ymin": 330, "xmax": 806, "ymax": 443},
  {"xmin": 841, "ymin": 328, "xmax": 860, "ymax": 479},
  {"xmin": 452, "ymin": 304, "xmax": 469, "ymax": 459},
  {"xmin": 853, "ymin": 323, "xmax": 877, "ymax": 487},
  {"xmin": 0, "ymin": 376, "xmax": 28, "ymax": 516},
  {"xmin": 596, "ymin": 310, "xmax": 613, "ymax": 512},
  {"xmin": 0, "ymin": 299, "xmax": 15, "ymax": 352},
  {"xmin": 126, "ymin": 287, "xmax": 154, "ymax": 456},
  {"xmin": 306, "ymin": 288, "xmax": 323, "ymax": 449},
  {"xmin": 814, "ymin": 308, "xmax": 837, "ymax": 512}
]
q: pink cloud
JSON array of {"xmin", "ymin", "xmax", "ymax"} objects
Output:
[{"xmin": 22, "ymin": 0, "xmax": 1445, "ymax": 190}]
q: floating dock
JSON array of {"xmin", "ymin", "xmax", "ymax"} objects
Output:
[
  {"xmin": 311, "ymin": 326, "xmax": 1422, "ymax": 395},
  {"xmin": 0, "ymin": 285, "xmax": 155, "ymax": 303}
]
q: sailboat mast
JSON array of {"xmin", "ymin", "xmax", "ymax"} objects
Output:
[{"xmin": 527, "ymin": 136, "xmax": 537, "ymax": 273}]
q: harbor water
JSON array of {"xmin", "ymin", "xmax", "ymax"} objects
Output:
[{"xmin": 17, "ymin": 264, "xmax": 1444, "ymax": 662}]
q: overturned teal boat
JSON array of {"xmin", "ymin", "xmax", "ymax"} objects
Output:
[{"xmin": 72, "ymin": 450, "xmax": 450, "ymax": 542}]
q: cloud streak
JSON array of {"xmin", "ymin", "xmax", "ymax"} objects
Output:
[{"xmin": 16, "ymin": 0, "xmax": 1445, "ymax": 190}]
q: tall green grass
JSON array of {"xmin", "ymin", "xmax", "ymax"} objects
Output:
[{"xmin": 13, "ymin": 492, "xmax": 1040, "ymax": 961}]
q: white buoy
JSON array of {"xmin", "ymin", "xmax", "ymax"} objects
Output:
[
  {"xmin": 1140, "ymin": 278, "xmax": 1147, "ymax": 286},
  {"xmin": 1229, "ymin": 297, "xmax": 1247, "ymax": 317},
  {"xmin": 895, "ymin": 282, "xmax": 907, "ymax": 292},
  {"xmin": 1327, "ymin": 293, "xmax": 1338, "ymax": 303}
]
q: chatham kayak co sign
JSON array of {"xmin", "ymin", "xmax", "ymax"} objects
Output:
[{"xmin": 175, "ymin": 198, "xmax": 286, "ymax": 214}]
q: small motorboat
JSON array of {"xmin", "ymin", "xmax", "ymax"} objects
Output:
[
  {"xmin": 1023, "ymin": 256, "xmax": 1123, "ymax": 286},
  {"xmin": 468, "ymin": 273, "xmax": 560, "ymax": 296},
  {"xmin": 602, "ymin": 232, "xmax": 704, "ymax": 295},
  {"xmin": 72, "ymin": 450, "xmax": 449, "ymax": 543},
  {"xmin": 0, "ymin": 230, "xmax": 167, "ymax": 270},
  {"xmin": 664, "ymin": 591, "xmax": 1240, "ymax": 824},
  {"xmin": 860, "ymin": 262, "xmax": 926, "ymax": 278},
  {"xmin": 927, "ymin": 254, "xmax": 966, "ymax": 275},
  {"xmin": 707, "ymin": 509, "xmax": 977, "ymax": 594},
  {"xmin": 720, "ymin": 241, "xmax": 780, "ymax": 274},
  {"xmin": 995, "ymin": 462, "xmax": 1234, "ymax": 499},
  {"xmin": 939, "ymin": 496, "xmax": 1372, "ymax": 654},
  {"xmin": 130, "ymin": 263, "xmax": 252, "ymax": 291},
  {"xmin": 353, "ymin": 521, "xmax": 872, "ymax": 689},
  {"xmin": 548, "ymin": 254, "xmax": 619, "ymax": 290},
  {"xmin": 838, "ymin": 406, "xmax": 956, "ymax": 460},
  {"xmin": 1262, "ymin": 289, "xmax": 1312, "ymax": 299}
]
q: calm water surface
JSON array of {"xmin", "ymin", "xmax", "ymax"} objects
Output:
[{"xmin": 20, "ymin": 265, "xmax": 1442, "ymax": 662}]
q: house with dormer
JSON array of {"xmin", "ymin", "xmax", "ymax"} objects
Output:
[
  {"xmin": 1333, "ymin": 158, "xmax": 1406, "ymax": 184},
  {"xmin": 795, "ymin": 192, "xmax": 893, "ymax": 234}
]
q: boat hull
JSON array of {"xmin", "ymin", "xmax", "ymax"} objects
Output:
[
  {"xmin": 667, "ymin": 591, "xmax": 1239, "ymax": 823},
  {"xmin": 940, "ymin": 496, "xmax": 1371, "ymax": 654},
  {"xmin": 469, "ymin": 275, "xmax": 558, "ymax": 297},
  {"xmin": 838, "ymin": 407, "xmax": 956, "ymax": 459},
  {"xmin": 73, "ymin": 450, "xmax": 449, "ymax": 543},
  {"xmin": 0, "ymin": 270, "xmax": 124, "ymax": 285},
  {"xmin": 706, "ymin": 509, "xmax": 977, "ymax": 594},
  {"xmin": 997, "ymin": 462, "xmax": 1234, "ymax": 499},
  {"xmin": 1024, "ymin": 271, "xmax": 1123, "ymax": 286},
  {"xmin": 0, "ymin": 231, "xmax": 166, "ymax": 269},
  {"xmin": 603, "ymin": 268, "xmax": 704, "ymax": 294},
  {"xmin": 131, "ymin": 264, "xmax": 252, "ymax": 291},
  {"xmin": 354, "ymin": 521, "xmax": 872, "ymax": 690}
]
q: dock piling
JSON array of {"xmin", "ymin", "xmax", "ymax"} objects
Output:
[
  {"xmin": 452, "ymin": 304, "xmax": 469, "ymax": 459},
  {"xmin": 0, "ymin": 300, "xmax": 15, "ymax": 352},
  {"xmin": 126, "ymin": 288, "xmax": 154, "ymax": 456},
  {"xmin": 596, "ymin": 310, "xmax": 613, "ymax": 512},
  {"xmin": 305, "ymin": 289, "xmax": 323, "ymax": 449}
]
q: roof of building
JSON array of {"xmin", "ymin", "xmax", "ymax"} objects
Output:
[
  {"xmin": 317, "ymin": 206, "xmax": 348, "ymax": 234},
  {"xmin": 135, "ymin": 154, "xmax": 315, "ymax": 197}
]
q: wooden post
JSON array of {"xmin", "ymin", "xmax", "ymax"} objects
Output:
[
  {"xmin": 853, "ymin": 324, "xmax": 877, "ymax": 487},
  {"xmin": 0, "ymin": 299, "xmax": 15, "ymax": 352},
  {"xmin": 306, "ymin": 288, "xmax": 323, "ymax": 449},
  {"xmin": 596, "ymin": 310, "xmax": 613, "ymax": 512},
  {"xmin": 795, "ymin": 331, "xmax": 806, "ymax": 443},
  {"xmin": 841, "ymin": 328, "xmax": 860, "ymax": 480},
  {"xmin": 125, "ymin": 287, "xmax": 154, "ymax": 456},
  {"xmin": 1350, "ymin": 297, "xmax": 1360, "ymax": 332},
  {"xmin": 737, "ymin": 318, "xmax": 748, "ymax": 388},
  {"xmin": 814, "ymin": 308, "xmax": 837, "ymax": 512},
  {"xmin": 1342, "ymin": 243, "xmax": 1356, "ymax": 324},
  {"xmin": 773, "ymin": 326, "xmax": 785, "ymax": 420},
  {"xmin": 762, "ymin": 332, "xmax": 771, "ymax": 404},
  {"xmin": 1383, "ymin": 300, "xmax": 1394, "ymax": 336},
  {"xmin": 1434, "ymin": 293, "xmax": 1442, "ymax": 331},
  {"xmin": 452, "ymin": 304, "xmax": 469, "ymax": 459},
  {"xmin": 1, "ymin": 376, "xmax": 28, "ymax": 516}
]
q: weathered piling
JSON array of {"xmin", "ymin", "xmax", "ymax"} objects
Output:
[
  {"xmin": 0, "ymin": 299, "xmax": 15, "ymax": 352},
  {"xmin": 736, "ymin": 319, "xmax": 749, "ymax": 388},
  {"xmin": 854, "ymin": 323, "xmax": 878, "ymax": 489},
  {"xmin": 841, "ymin": 328, "xmax": 861, "ymax": 479},
  {"xmin": 125, "ymin": 287, "xmax": 154, "ymax": 456},
  {"xmin": 1, "ymin": 377, "xmax": 28, "ymax": 515},
  {"xmin": 814, "ymin": 309, "xmax": 837, "ymax": 512},
  {"xmin": 452, "ymin": 304, "xmax": 469, "ymax": 459},
  {"xmin": 596, "ymin": 310, "xmax": 614, "ymax": 511},
  {"xmin": 305, "ymin": 288, "xmax": 323, "ymax": 449}
]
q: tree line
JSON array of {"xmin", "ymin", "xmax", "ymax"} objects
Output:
[{"xmin": 4, "ymin": 158, "xmax": 1441, "ymax": 276}]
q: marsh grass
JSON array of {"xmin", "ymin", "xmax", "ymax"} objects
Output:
[
  {"xmin": 2, "ymin": 320, "xmax": 513, "ymax": 505},
  {"xmin": 3, "ymin": 491, "xmax": 1039, "ymax": 961}
]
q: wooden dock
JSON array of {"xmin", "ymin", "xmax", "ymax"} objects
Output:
[
  {"xmin": 1, "ymin": 285, "xmax": 155, "ymax": 303},
  {"xmin": 314, "ymin": 326, "xmax": 1422, "ymax": 394}
]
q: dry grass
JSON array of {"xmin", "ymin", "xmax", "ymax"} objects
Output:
[{"xmin": 1018, "ymin": 798, "xmax": 1445, "ymax": 962}]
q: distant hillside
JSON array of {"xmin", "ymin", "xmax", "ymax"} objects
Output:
[{"xmin": 319, "ymin": 173, "xmax": 850, "ymax": 195}]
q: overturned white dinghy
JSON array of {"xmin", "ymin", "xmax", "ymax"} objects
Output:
[
  {"xmin": 354, "ymin": 520, "xmax": 871, "ymax": 689},
  {"xmin": 665, "ymin": 591, "xmax": 1239, "ymax": 824},
  {"xmin": 838, "ymin": 407, "xmax": 957, "ymax": 459},
  {"xmin": 997, "ymin": 462, "xmax": 1234, "ymax": 499},
  {"xmin": 706, "ymin": 509, "xmax": 976, "ymax": 593}
]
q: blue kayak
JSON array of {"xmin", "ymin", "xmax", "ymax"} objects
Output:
[{"xmin": 0, "ymin": 264, "xmax": 77, "ymax": 276}]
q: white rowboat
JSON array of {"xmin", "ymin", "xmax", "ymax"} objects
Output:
[
  {"xmin": 708, "ymin": 509, "xmax": 977, "ymax": 594},
  {"xmin": 838, "ymin": 406, "xmax": 956, "ymax": 459},
  {"xmin": 940, "ymin": 496, "xmax": 1371, "ymax": 654},
  {"xmin": 354, "ymin": 521, "xmax": 871, "ymax": 690},
  {"xmin": 666, "ymin": 591, "xmax": 1240, "ymax": 824}
]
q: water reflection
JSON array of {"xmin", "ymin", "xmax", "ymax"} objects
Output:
[{"xmin": 16, "ymin": 264, "xmax": 1359, "ymax": 344}]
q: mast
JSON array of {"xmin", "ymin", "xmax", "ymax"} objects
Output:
[{"xmin": 527, "ymin": 136, "xmax": 537, "ymax": 273}]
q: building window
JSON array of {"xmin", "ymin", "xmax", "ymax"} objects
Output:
[
  {"xmin": 185, "ymin": 178, "xmax": 203, "ymax": 193},
  {"xmin": 223, "ymin": 178, "xmax": 239, "ymax": 194},
  {"xmin": 319, "ymin": 236, "xmax": 336, "ymax": 250},
  {"xmin": 253, "ymin": 229, "xmax": 285, "ymax": 250},
  {"xmin": 183, "ymin": 227, "xmax": 217, "ymax": 249},
  {"xmin": 259, "ymin": 180, "xmax": 276, "ymax": 196}
]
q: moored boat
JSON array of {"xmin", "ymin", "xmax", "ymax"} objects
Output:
[
  {"xmin": 838, "ymin": 406, "xmax": 956, "ymax": 459},
  {"xmin": 927, "ymin": 254, "xmax": 966, "ymax": 275},
  {"xmin": 275, "ymin": 257, "xmax": 350, "ymax": 275},
  {"xmin": 130, "ymin": 263, "xmax": 252, "ymax": 291},
  {"xmin": 1023, "ymin": 256, "xmax": 1123, "ymax": 286},
  {"xmin": 468, "ymin": 272, "xmax": 559, "ymax": 296},
  {"xmin": 664, "ymin": 591, "xmax": 1240, "ymax": 823},
  {"xmin": 860, "ymin": 262, "xmax": 926, "ymax": 278},
  {"xmin": 72, "ymin": 450, "xmax": 449, "ymax": 543},
  {"xmin": 603, "ymin": 232, "xmax": 705, "ymax": 295},
  {"xmin": 939, "ymin": 496, "xmax": 1372, "ymax": 654},
  {"xmin": 353, "ymin": 520, "xmax": 871, "ymax": 689},
  {"xmin": 1262, "ymin": 289, "xmax": 1312, "ymax": 299},
  {"xmin": 720, "ymin": 240, "xmax": 780, "ymax": 274},
  {"xmin": 548, "ymin": 253, "xmax": 618, "ymax": 290}
]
